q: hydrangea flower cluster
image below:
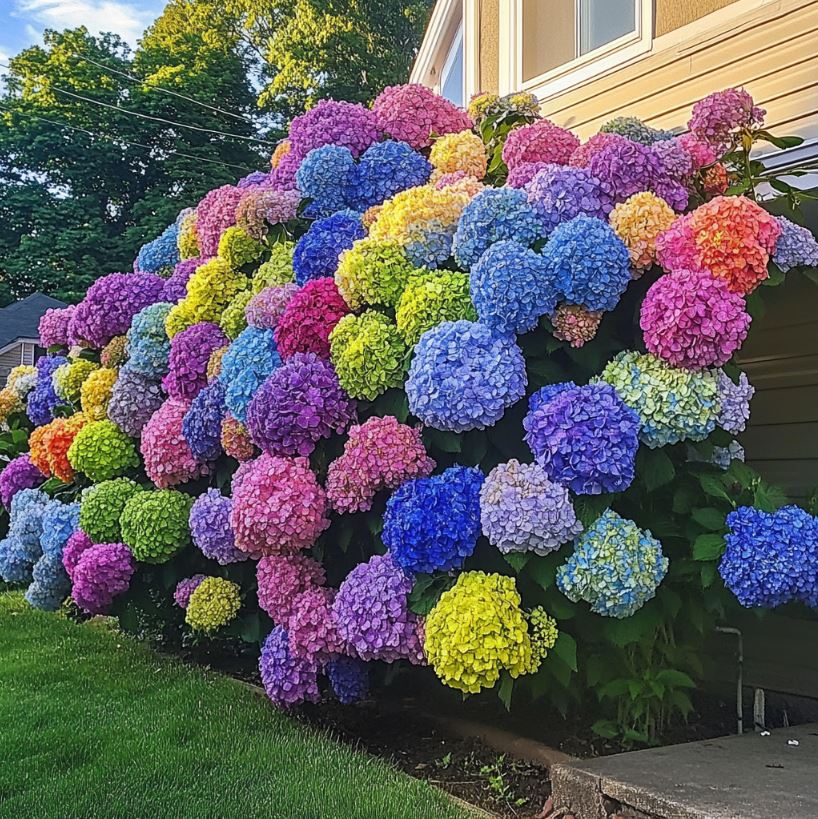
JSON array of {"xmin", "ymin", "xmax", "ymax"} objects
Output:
[
  {"xmin": 80, "ymin": 367, "xmax": 118, "ymax": 421},
  {"xmin": 256, "ymin": 554, "xmax": 326, "ymax": 624},
  {"xmin": 0, "ymin": 488, "xmax": 49, "ymax": 583},
  {"xmin": 501, "ymin": 119, "xmax": 580, "ymax": 171},
  {"xmin": 326, "ymin": 416, "xmax": 435, "ymax": 514},
  {"xmin": 425, "ymin": 572, "xmax": 533, "ymax": 693},
  {"xmin": 67, "ymin": 419, "xmax": 140, "ymax": 482},
  {"xmin": 195, "ymin": 185, "xmax": 245, "ymax": 257},
  {"xmin": 295, "ymin": 145, "xmax": 356, "ymax": 217},
  {"xmin": 259, "ymin": 625, "xmax": 321, "ymax": 707},
  {"xmin": 27, "ymin": 551, "xmax": 71, "ymax": 611},
  {"xmin": 189, "ymin": 489, "xmax": 246, "ymax": 565},
  {"xmin": 38, "ymin": 306, "xmax": 75, "ymax": 348},
  {"xmin": 430, "ymin": 130, "xmax": 487, "ymax": 180},
  {"xmin": 71, "ymin": 542, "xmax": 136, "ymax": 614},
  {"xmin": 221, "ymin": 414, "xmax": 255, "ymax": 461},
  {"xmin": 557, "ymin": 510, "xmax": 669, "ymax": 617},
  {"xmin": 383, "ymin": 466, "xmax": 484, "ymax": 574},
  {"xmin": 526, "ymin": 166, "xmax": 613, "ymax": 234},
  {"xmin": 235, "ymin": 187, "xmax": 300, "ymax": 240},
  {"xmin": 54, "ymin": 359, "xmax": 99, "ymax": 405},
  {"xmin": 26, "ymin": 355, "xmax": 67, "ymax": 426},
  {"xmin": 136, "ymin": 222, "xmax": 180, "ymax": 273},
  {"xmin": 100, "ymin": 336, "xmax": 128, "ymax": 369},
  {"xmin": 587, "ymin": 140, "xmax": 666, "ymax": 207},
  {"xmin": 253, "ymin": 242, "xmax": 295, "ymax": 291},
  {"xmin": 0, "ymin": 455, "xmax": 44, "ymax": 508},
  {"xmin": 245, "ymin": 284, "xmax": 298, "ymax": 330},
  {"xmin": 141, "ymin": 398, "xmax": 210, "ymax": 487},
  {"xmin": 480, "ymin": 460, "xmax": 581, "ymax": 555},
  {"xmin": 526, "ymin": 607, "xmax": 559, "ymax": 672},
  {"xmin": 720, "ymin": 506, "xmax": 818, "ymax": 608},
  {"xmin": 289, "ymin": 99, "xmax": 381, "ymax": 159},
  {"xmin": 407, "ymin": 320, "xmax": 526, "ymax": 432},
  {"xmin": 550, "ymin": 303, "xmax": 604, "ymax": 348},
  {"xmin": 287, "ymin": 586, "xmax": 341, "ymax": 663},
  {"xmin": 186, "ymin": 576, "xmax": 241, "ymax": 632},
  {"xmin": 327, "ymin": 656, "xmax": 369, "ymax": 704},
  {"xmin": 772, "ymin": 215, "xmax": 818, "ymax": 272},
  {"xmin": 127, "ymin": 302, "xmax": 173, "ymax": 379},
  {"xmin": 162, "ymin": 259, "xmax": 201, "ymax": 303},
  {"xmin": 688, "ymin": 87, "xmax": 765, "ymax": 150},
  {"xmin": 599, "ymin": 116, "xmax": 670, "ymax": 145},
  {"xmin": 61, "ymin": 530, "xmax": 93, "ymax": 581},
  {"xmin": 716, "ymin": 371, "xmax": 754, "ymax": 434},
  {"xmin": 220, "ymin": 327, "xmax": 281, "ymax": 421},
  {"xmin": 395, "ymin": 270, "xmax": 476, "ymax": 346},
  {"xmin": 182, "ymin": 379, "xmax": 226, "ymax": 461},
  {"xmin": 524, "ymin": 383, "xmax": 640, "ymax": 494},
  {"xmin": 163, "ymin": 322, "xmax": 229, "ymax": 400},
  {"xmin": 218, "ymin": 226, "xmax": 266, "ymax": 269},
  {"xmin": 120, "ymin": 489, "xmax": 192, "ymax": 563},
  {"xmin": 335, "ymin": 238, "xmax": 419, "ymax": 310},
  {"xmin": 608, "ymin": 192, "xmax": 677, "ymax": 271},
  {"xmin": 79, "ymin": 478, "xmax": 143, "ymax": 543},
  {"xmin": 107, "ymin": 368, "xmax": 165, "ymax": 438},
  {"xmin": 348, "ymin": 140, "xmax": 432, "ymax": 209},
  {"xmin": 174, "ymin": 574, "xmax": 206, "ymax": 609},
  {"xmin": 28, "ymin": 414, "xmax": 86, "ymax": 482}
]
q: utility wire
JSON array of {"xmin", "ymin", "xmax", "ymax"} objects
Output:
[{"xmin": 0, "ymin": 103, "xmax": 256, "ymax": 173}]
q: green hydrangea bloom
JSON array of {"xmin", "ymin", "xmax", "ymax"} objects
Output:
[
  {"xmin": 80, "ymin": 478, "xmax": 145, "ymax": 543},
  {"xmin": 185, "ymin": 576, "xmax": 241, "ymax": 632},
  {"xmin": 329, "ymin": 311, "xmax": 407, "ymax": 400},
  {"xmin": 395, "ymin": 270, "xmax": 476, "ymax": 347},
  {"xmin": 526, "ymin": 606, "xmax": 559, "ymax": 673},
  {"xmin": 54, "ymin": 359, "xmax": 100, "ymax": 405},
  {"xmin": 67, "ymin": 420, "xmax": 140, "ymax": 482},
  {"xmin": 252, "ymin": 241, "xmax": 295, "ymax": 292},
  {"xmin": 120, "ymin": 489, "xmax": 193, "ymax": 564},
  {"xmin": 220, "ymin": 290, "xmax": 253, "ymax": 340},
  {"xmin": 218, "ymin": 226, "xmax": 266, "ymax": 269}
]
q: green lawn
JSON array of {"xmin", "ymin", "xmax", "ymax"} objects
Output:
[{"xmin": 0, "ymin": 593, "xmax": 469, "ymax": 818}]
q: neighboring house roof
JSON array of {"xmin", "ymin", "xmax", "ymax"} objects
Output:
[{"xmin": 0, "ymin": 293, "xmax": 66, "ymax": 351}]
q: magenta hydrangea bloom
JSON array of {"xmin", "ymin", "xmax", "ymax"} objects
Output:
[
  {"xmin": 62, "ymin": 530, "xmax": 94, "ymax": 581},
  {"xmin": 259, "ymin": 625, "xmax": 321, "ymax": 707},
  {"xmin": 0, "ymin": 456, "xmax": 45, "ymax": 508},
  {"xmin": 246, "ymin": 353, "xmax": 356, "ymax": 457},
  {"xmin": 502, "ymin": 119, "xmax": 580, "ymax": 172},
  {"xmin": 174, "ymin": 574, "xmax": 207, "ymax": 609},
  {"xmin": 71, "ymin": 542, "xmax": 135, "ymax": 614},
  {"xmin": 141, "ymin": 397, "xmax": 212, "ymax": 488},
  {"xmin": 269, "ymin": 149, "xmax": 301, "ymax": 191},
  {"xmin": 69, "ymin": 273, "xmax": 164, "ymax": 349},
  {"xmin": 257, "ymin": 553, "xmax": 326, "ymax": 624},
  {"xmin": 287, "ymin": 586, "xmax": 342, "ymax": 664},
  {"xmin": 641, "ymin": 270, "xmax": 751, "ymax": 370},
  {"xmin": 230, "ymin": 454, "xmax": 329, "ymax": 557},
  {"xmin": 107, "ymin": 368, "xmax": 165, "ymax": 438},
  {"xmin": 326, "ymin": 415, "xmax": 435, "ymax": 514},
  {"xmin": 38, "ymin": 305, "xmax": 76, "ymax": 347},
  {"xmin": 569, "ymin": 133, "xmax": 631, "ymax": 168},
  {"xmin": 372, "ymin": 83, "xmax": 472, "ymax": 150},
  {"xmin": 587, "ymin": 140, "xmax": 664, "ymax": 205},
  {"xmin": 274, "ymin": 277, "xmax": 351, "ymax": 360},
  {"xmin": 332, "ymin": 553, "xmax": 424, "ymax": 664},
  {"xmin": 163, "ymin": 322, "xmax": 229, "ymax": 400},
  {"xmin": 245, "ymin": 284, "xmax": 298, "ymax": 330},
  {"xmin": 688, "ymin": 87, "xmax": 765, "ymax": 150},
  {"xmin": 162, "ymin": 259, "xmax": 203, "ymax": 303},
  {"xmin": 195, "ymin": 185, "xmax": 245, "ymax": 257},
  {"xmin": 189, "ymin": 489, "xmax": 247, "ymax": 565},
  {"xmin": 288, "ymin": 99, "xmax": 381, "ymax": 160}
]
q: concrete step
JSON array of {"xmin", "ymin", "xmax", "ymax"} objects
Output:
[{"xmin": 550, "ymin": 722, "xmax": 818, "ymax": 819}]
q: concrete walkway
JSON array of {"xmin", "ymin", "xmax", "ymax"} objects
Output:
[{"xmin": 550, "ymin": 723, "xmax": 818, "ymax": 819}]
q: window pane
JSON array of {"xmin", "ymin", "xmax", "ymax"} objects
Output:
[
  {"xmin": 441, "ymin": 30, "xmax": 464, "ymax": 107},
  {"xmin": 522, "ymin": 0, "xmax": 575, "ymax": 82},
  {"xmin": 579, "ymin": 0, "xmax": 636, "ymax": 55}
]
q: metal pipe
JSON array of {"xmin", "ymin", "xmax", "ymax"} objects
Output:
[{"xmin": 716, "ymin": 626, "xmax": 744, "ymax": 735}]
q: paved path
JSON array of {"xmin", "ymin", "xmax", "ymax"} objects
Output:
[{"xmin": 551, "ymin": 723, "xmax": 818, "ymax": 818}]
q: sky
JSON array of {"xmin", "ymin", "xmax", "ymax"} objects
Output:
[{"xmin": 0, "ymin": 0, "xmax": 164, "ymax": 70}]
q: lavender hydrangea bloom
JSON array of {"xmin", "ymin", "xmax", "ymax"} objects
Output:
[
  {"xmin": 71, "ymin": 542, "xmax": 136, "ymax": 614},
  {"xmin": 259, "ymin": 625, "xmax": 321, "ymax": 707},
  {"xmin": 292, "ymin": 212, "xmax": 365, "ymax": 286},
  {"xmin": 720, "ymin": 506, "xmax": 818, "ymax": 608},
  {"xmin": 174, "ymin": 574, "xmax": 207, "ymax": 608},
  {"xmin": 288, "ymin": 98, "xmax": 381, "ymax": 160},
  {"xmin": 525, "ymin": 166, "xmax": 613, "ymax": 234},
  {"xmin": 716, "ymin": 371, "xmax": 754, "ymax": 435},
  {"xmin": 246, "ymin": 352, "xmax": 356, "ymax": 457},
  {"xmin": 220, "ymin": 327, "xmax": 282, "ymax": 422},
  {"xmin": 26, "ymin": 355, "xmax": 68, "ymax": 426},
  {"xmin": 588, "ymin": 140, "xmax": 664, "ymax": 205},
  {"xmin": 480, "ymin": 460, "xmax": 582, "ymax": 555},
  {"xmin": 182, "ymin": 379, "xmax": 226, "ymax": 461},
  {"xmin": 332, "ymin": 554, "xmax": 424, "ymax": 663},
  {"xmin": 107, "ymin": 368, "xmax": 166, "ymax": 438},
  {"xmin": 295, "ymin": 145, "xmax": 357, "ymax": 217},
  {"xmin": 162, "ymin": 259, "xmax": 201, "ymax": 303},
  {"xmin": 163, "ymin": 322, "xmax": 228, "ymax": 400},
  {"xmin": 406, "ymin": 320, "xmax": 527, "ymax": 432},
  {"xmin": 0, "ymin": 456, "xmax": 45, "ymax": 509},
  {"xmin": 348, "ymin": 140, "xmax": 432, "ymax": 210},
  {"xmin": 189, "ymin": 489, "xmax": 247, "ymax": 565},
  {"xmin": 238, "ymin": 171, "xmax": 270, "ymax": 188},
  {"xmin": 524, "ymin": 382, "xmax": 640, "ymax": 494},
  {"xmin": 773, "ymin": 216, "xmax": 818, "ymax": 272},
  {"xmin": 528, "ymin": 382, "xmax": 577, "ymax": 415},
  {"xmin": 383, "ymin": 466, "xmax": 484, "ymax": 574},
  {"xmin": 327, "ymin": 656, "xmax": 369, "ymax": 704}
]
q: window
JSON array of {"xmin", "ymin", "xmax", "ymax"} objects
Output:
[{"xmin": 441, "ymin": 23, "xmax": 464, "ymax": 107}]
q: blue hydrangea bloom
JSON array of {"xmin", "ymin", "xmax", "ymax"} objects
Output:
[
  {"xmin": 127, "ymin": 302, "xmax": 173, "ymax": 379},
  {"xmin": 0, "ymin": 488, "xmax": 49, "ymax": 583},
  {"xmin": 27, "ymin": 355, "xmax": 68, "ymax": 426},
  {"xmin": 470, "ymin": 240, "xmax": 557, "ymax": 335},
  {"xmin": 453, "ymin": 188, "xmax": 544, "ymax": 269},
  {"xmin": 220, "ymin": 327, "xmax": 281, "ymax": 422},
  {"xmin": 720, "ymin": 506, "xmax": 818, "ymax": 609},
  {"xmin": 27, "ymin": 552, "xmax": 71, "ymax": 611},
  {"xmin": 183, "ymin": 379, "xmax": 226, "ymax": 461},
  {"xmin": 293, "ymin": 212, "xmax": 365, "ymax": 286},
  {"xmin": 524, "ymin": 382, "xmax": 639, "ymax": 494},
  {"xmin": 557, "ymin": 510, "xmax": 668, "ymax": 617},
  {"xmin": 544, "ymin": 215, "xmax": 631, "ymax": 312},
  {"xmin": 136, "ymin": 222, "xmax": 180, "ymax": 274},
  {"xmin": 406, "ymin": 320, "xmax": 527, "ymax": 432},
  {"xmin": 327, "ymin": 656, "xmax": 370, "ymax": 704},
  {"xmin": 526, "ymin": 166, "xmax": 613, "ymax": 234},
  {"xmin": 296, "ymin": 145, "xmax": 357, "ymax": 218},
  {"xmin": 528, "ymin": 381, "xmax": 577, "ymax": 415},
  {"xmin": 383, "ymin": 466, "xmax": 484, "ymax": 574},
  {"xmin": 773, "ymin": 216, "xmax": 818, "ymax": 272},
  {"xmin": 40, "ymin": 500, "xmax": 80, "ymax": 558},
  {"xmin": 348, "ymin": 140, "xmax": 431, "ymax": 210}
]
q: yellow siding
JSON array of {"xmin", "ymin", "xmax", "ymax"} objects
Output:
[
  {"xmin": 538, "ymin": 0, "xmax": 818, "ymax": 141},
  {"xmin": 479, "ymin": 0, "xmax": 500, "ymax": 93},
  {"xmin": 655, "ymin": 0, "xmax": 741, "ymax": 36}
]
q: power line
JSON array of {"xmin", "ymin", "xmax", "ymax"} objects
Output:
[{"xmin": 0, "ymin": 103, "xmax": 257, "ymax": 173}]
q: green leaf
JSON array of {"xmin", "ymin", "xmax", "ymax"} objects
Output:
[
  {"xmin": 655, "ymin": 669, "xmax": 696, "ymax": 689},
  {"xmin": 498, "ymin": 673, "xmax": 514, "ymax": 711},
  {"xmin": 238, "ymin": 611, "xmax": 261, "ymax": 644},
  {"xmin": 424, "ymin": 428, "xmax": 462, "ymax": 454},
  {"xmin": 407, "ymin": 573, "xmax": 454, "ymax": 616},
  {"xmin": 602, "ymin": 606, "xmax": 661, "ymax": 647},
  {"xmin": 700, "ymin": 562, "xmax": 717, "ymax": 588},
  {"xmin": 762, "ymin": 264, "xmax": 786, "ymax": 286},
  {"xmin": 525, "ymin": 554, "xmax": 556, "ymax": 590},
  {"xmin": 755, "ymin": 131, "xmax": 804, "ymax": 149},
  {"xmin": 591, "ymin": 719, "xmax": 619, "ymax": 739},
  {"xmin": 502, "ymin": 552, "xmax": 529, "ymax": 573},
  {"xmin": 551, "ymin": 631, "xmax": 577, "ymax": 672},
  {"xmin": 639, "ymin": 448, "xmax": 676, "ymax": 492},
  {"xmin": 692, "ymin": 507, "xmax": 726, "ymax": 531},
  {"xmin": 697, "ymin": 473, "xmax": 731, "ymax": 503},
  {"xmin": 574, "ymin": 494, "xmax": 611, "ymax": 528},
  {"xmin": 753, "ymin": 482, "xmax": 787, "ymax": 513},
  {"xmin": 692, "ymin": 533, "xmax": 725, "ymax": 561}
]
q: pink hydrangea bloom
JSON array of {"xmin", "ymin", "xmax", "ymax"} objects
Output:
[
  {"xmin": 550, "ymin": 304, "xmax": 603, "ymax": 348},
  {"xmin": 235, "ymin": 187, "xmax": 301, "ymax": 240},
  {"xmin": 230, "ymin": 454, "xmax": 330, "ymax": 557},
  {"xmin": 39, "ymin": 306, "xmax": 76, "ymax": 347},
  {"xmin": 501, "ymin": 120, "xmax": 580, "ymax": 171},
  {"xmin": 569, "ymin": 133, "xmax": 630, "ymax": 168},
  {"xmin": 640, "ymin": 270, "xmax": 751, "ymax": 370},
  {"xmin": 688, "ymin": 87, "xmax": 765, "ymax": 150},
  {"xmin": 256, "ymin": 553, "xmax": 326, "ymax": 624},
  {"xmin": 245, "ymin": 284, "xmax": 299, "ymax": 330},
  {"xmin": 62, "ymin": 530, "xmax": 94, "ymax": 580},
  {"xmin": 195, "ymin": 185, "xmax": 245, "ymax": 257},
  {"xmin": 289, "ymin": 99, "xmax": 381, "ymax": 159},
  {"xmin": 220, "ymin": 415, "xmax": 256, "ymax": 461},
  {"xmin": 372, "ymin": 84, "xmax": 472, "ymax": 150},
  {"xmin": 287, "ymin": 586, "xmax": 343, "ymax": 663},
  {"xmin": 141, "ymin": 397, "xmax": 212, "ymax": 488}
]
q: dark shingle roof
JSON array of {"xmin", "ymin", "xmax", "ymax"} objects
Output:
[{"xmin": 0, "ymin": 293, "xmax": 67, "ymax": 350}]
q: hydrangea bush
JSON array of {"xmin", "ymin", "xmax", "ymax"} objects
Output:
[{"xmin": 3, "ymin": 84, "xmax": 816, "ymax": 744}]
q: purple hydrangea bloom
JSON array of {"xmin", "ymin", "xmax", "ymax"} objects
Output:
[
  {"xmin": 26, "ymin": 355, "xmax": 68, "ymax": 426},
  {"xmin": 383, "ymin": 466, "xmax": 484, "ymax": 574},
  {"xmin": 71, "ymin": 542, "xmax": 136, "ymax": 615},
  {"xmin": 245, "ymin": 284, "xmax": 299, "ymax": 330},
  {"xmin": 163, "ymin": 322, "xmax": 228, "ymax": 400},
  {"xmin": 288, "ymin": 99, "xmax": 381, "ymax": 160},
  {"xmin": 528, "ymin": 382, "xmax": 577, "ymax": 415},
  {"xmin": 327, "ymin": 656, "xmax": 369, "ymax": 704},
  {"xmin": 0, "ymin": 455, "xmax": 45, "ymax": 508},
  {"xmin": 162, "ymin": 259, "xmax": 202, "ymax": 303},
  {"xmin": 238, "ymin": 171, "xmax": 271, "ymax": 188},
  {"xmin": 182, "ymin": 379, "xmax": 226, "ymax": 461},
  {"xmin": 292, "ymin": 212, "xmax": 365, "ymax": 286},
  {"xmin": 716, "ymin": 371, "xmax": 754, "ymax": 435},
  {"xmin": 506, "ymin": 161, "xmax": 556, "ymax": 188},
  {"xmin": 773, "ymin": 216, "xmax": 818, "ymax": 272},
  {"xmin": 332, "ymin": 554, "xmax": 424, "ymax": 663},
  {"xmin": 174, "ymin": 574, "xmax": 207, "ymax": 608},
  {"xmin": 246, "ymin": 352, "xmax": 356, "ymax": 457},
  {"xmin": 406, "ymin": 320, "xmax": 527, "ymax": 432},
  {"xmin": 259, "ymin": 625, "xmax": 321, "ymax": 707},
  {"xmin": 524, "ymin": 382, "xmax": 640, "ymax": 494},
  {"xmin": 348, "ymin": 140, "xmax": 432, "ymax": 210},
  {"xmin": 107, "ymin": 368, "xmax": 166, "ymax": 438},
  {"xmin": 526, "ymin": 166, "xmax": 613, "ymax": 234},
  {"xmin": 189, "ymin": 489, "xmax": 247, "ymax": 565},
  {"xmin": 588, "ymin": 140, "xmax": 664, "ymax": 205}
]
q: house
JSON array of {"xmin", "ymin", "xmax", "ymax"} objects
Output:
[{"xmin": 0, "ymin": 293, "xmax": 66, "ymax": 384}]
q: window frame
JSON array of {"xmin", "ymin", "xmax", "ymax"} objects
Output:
[
  {"xmin": 500, "ymin": 0, "xmax": 654, "ymax": 101},
  {"xmin": 440, "ymin": 22, "xmax": 465, "ymax": 107}
]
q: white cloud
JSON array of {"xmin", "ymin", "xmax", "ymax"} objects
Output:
[{"xmin": 14, "ymin": 0, "xmax": 159, "ymax": 47}]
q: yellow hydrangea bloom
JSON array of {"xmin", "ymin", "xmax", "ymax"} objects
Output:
[
  {"xmin": 185, "ymin": 577, "xmax": 241, "ymax": 632},
  {"xmin": 80, "ymin": 367, "xmax": 118, "ymax": 421},
  {"xmin": 430, "ymin": 131, "xmax": 488, "ymax": 180},
  {"xmin": 609, "ymin": 192, "xmax": 676, "ymax": 273}
]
